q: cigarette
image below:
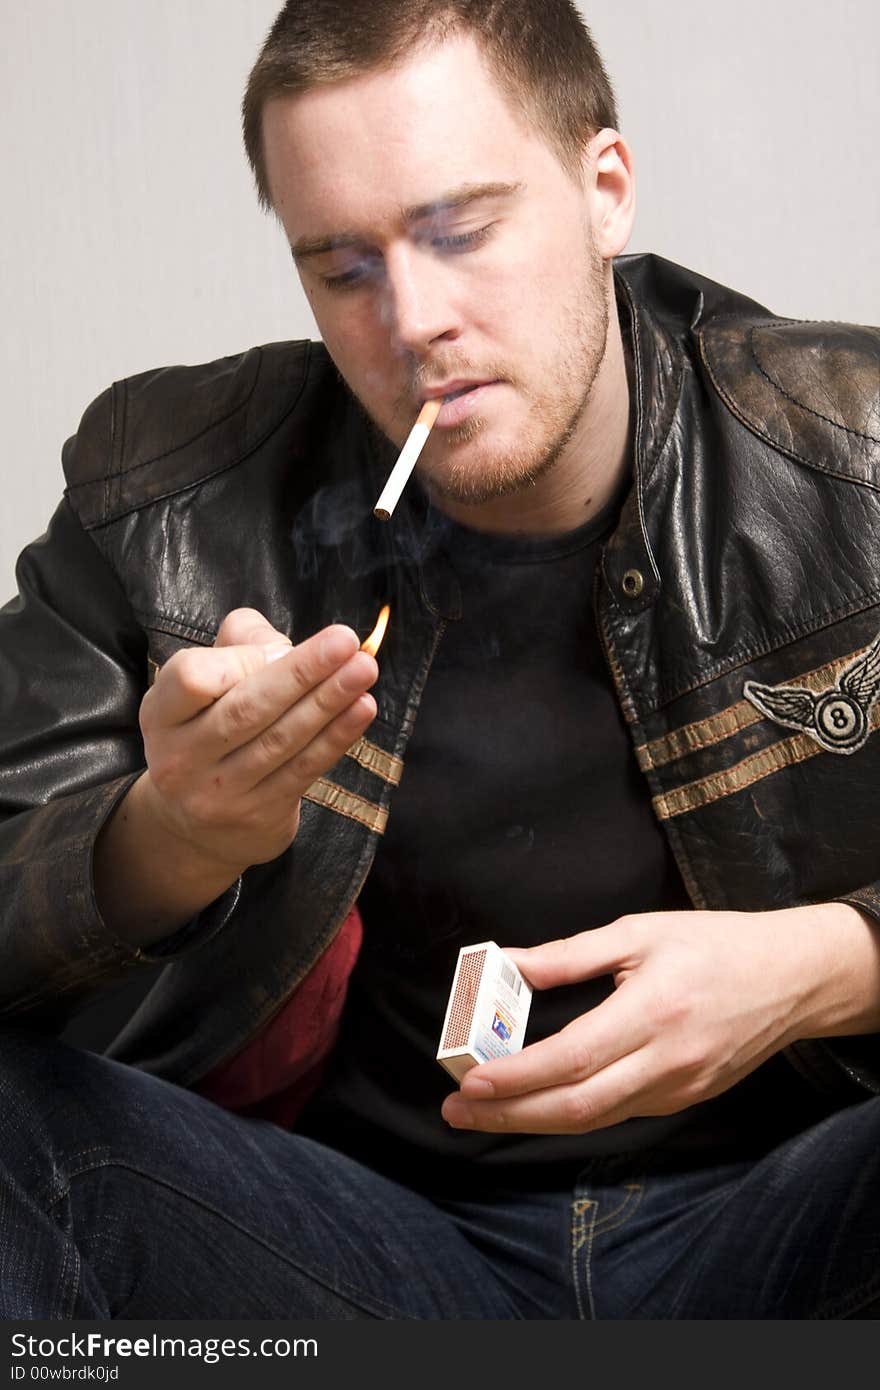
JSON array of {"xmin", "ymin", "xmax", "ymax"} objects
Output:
[
  {"xmin": 373, "ymin": 399, "xmax": 442, "ymax": 521},
  {"xmin": 360, "ymin": 604, "xmax": 390, "ymax": 657}
]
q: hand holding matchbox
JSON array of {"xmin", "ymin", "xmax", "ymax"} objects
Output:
[{"xmin": 437, "ymin": 941, "xmax": 532, "ymax": 1081}]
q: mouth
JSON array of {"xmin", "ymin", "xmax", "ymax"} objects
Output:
[
  {"xmin": 422, "ymin": 379, "xmax": 492, "ymax": 402},
  {"xmin": 421, "ymin": 379, "xmax": 501, "ymax": 429}
]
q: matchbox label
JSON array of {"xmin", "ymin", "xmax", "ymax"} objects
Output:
[
  {"xmin": 491, "ymin": 1007, "xmax": 513, "ymax": 1042},
  {"xmin": 474, "ymin": 981, "xmax": 529, "ymax": 1058},
  {"xmin": 473, "ymin": 1028, "xmax": 508, "ymax": 1062},
  {"xmin": 474, "ymin": 1002, "xmax": 520, "ymax": 1062}
]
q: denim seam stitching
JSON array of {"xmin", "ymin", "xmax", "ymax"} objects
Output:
[
  {"xmin": 581, "ymin": 1200, "xmax": 599, "ymax": 1321},
  {"xmin": 590, "ymin": 1183, "xmax": 644, "ymax": 1237},
  {"xmin": 570, "ymin": 1197, "xmax": 598, "ymax": 1320},
  {"xmin": 46, "ymin": 1158, "xmax": 407, "ymax": 1320},
  {"xmin": 59, "ymin": 1230, "xmax": 79, "ymax": 1320}
]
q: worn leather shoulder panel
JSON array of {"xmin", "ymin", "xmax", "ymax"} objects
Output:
[
  {"xmin": 62, "ymin": 339, "xmax": 321, "ymax": 527},
  {"xmin": 698, "ymin": 316, "xmax": 880, "ymax": 487}
]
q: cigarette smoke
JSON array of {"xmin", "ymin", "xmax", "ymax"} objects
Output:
[{"xmin": 291, "ymin": 475, "xmax": 453, "ymax": 583}]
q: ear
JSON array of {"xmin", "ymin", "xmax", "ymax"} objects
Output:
[{"xmin": 583, "ymin": 129, "xmax": 636, "ymax": 260}]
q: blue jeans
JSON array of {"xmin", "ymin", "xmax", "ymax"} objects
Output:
[{"xmin": 0, "ymin": 1028, "xmax": 878, "ymax": 1319}]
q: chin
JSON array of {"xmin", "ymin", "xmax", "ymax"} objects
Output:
[{"xmin": 425, "ymin": 452, "xmax": 546, "ymax": 507}]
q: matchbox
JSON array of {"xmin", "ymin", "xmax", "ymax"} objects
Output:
[{"xmin": 437, "ymin": 941, "xmax": 532, "ymax": 1081}]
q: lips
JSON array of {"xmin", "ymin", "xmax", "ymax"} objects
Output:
[
  {"xmin": 421, "ymin": 379, "xmax": 493, "ymax": 404},
  {"xmin": 426, "ymin": 380, "xmax": 501, "ymax": 429}
]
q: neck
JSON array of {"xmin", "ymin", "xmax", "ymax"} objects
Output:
[{"xmin": 430, "ymin": 305, "xmax": 633, "ymax": 537}]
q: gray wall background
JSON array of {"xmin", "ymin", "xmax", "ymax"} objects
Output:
[{"xmin": 2, "ymin": 0, "xmax": 878, "ymax": 597}]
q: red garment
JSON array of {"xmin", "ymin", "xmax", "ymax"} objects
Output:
[{"xmin": 194, "ymin": 907, "xmax": 362, "ymax": 1128}]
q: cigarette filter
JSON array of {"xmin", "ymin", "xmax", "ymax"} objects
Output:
[{"xmin": 436, "ymin": 941, "xmax": 532, "ymax": 1081}]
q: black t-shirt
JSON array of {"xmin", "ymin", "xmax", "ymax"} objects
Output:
[{"xmin": 297, "ymin": 495, "xmax": 830, "ymax": 1192}]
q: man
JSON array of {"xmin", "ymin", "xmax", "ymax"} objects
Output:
[{"xmin": 0, "ymin": 0, "xmax": 878, "ymax": 1319}]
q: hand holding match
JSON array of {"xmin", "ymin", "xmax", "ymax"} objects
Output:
[
  {"xmin": 373, "ymin": 398, "xmax": 443, "ymax": 521},
  {"xmin": 133, "ymin": 611, "xmax": 379, "ymax": 878}
]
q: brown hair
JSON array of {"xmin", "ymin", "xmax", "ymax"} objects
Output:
[{"xmin": 242, "ymin": 0, "xmax": 619, "ymax": 210}]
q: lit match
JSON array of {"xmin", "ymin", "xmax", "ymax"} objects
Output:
[
  {"xmin": 373, "ymin": 399, "xmax": 442, "ymax": 521},
  {"xmin": 360, "ymin": 603, "xmax": 391, "ymax": 657}
]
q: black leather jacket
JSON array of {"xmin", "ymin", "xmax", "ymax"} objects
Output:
[{"xmin": 1, "ymin": 253, "xmax": 878, "ymax": 1101}]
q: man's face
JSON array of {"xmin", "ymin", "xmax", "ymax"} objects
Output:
[{"xmin": 263, "ymin": 34, "xmax": 611, "ymax": 508}]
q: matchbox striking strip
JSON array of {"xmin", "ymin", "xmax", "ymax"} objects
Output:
[{"xmin": 437, "ymin": 941, "xmax": 532, "ymax": 1081}]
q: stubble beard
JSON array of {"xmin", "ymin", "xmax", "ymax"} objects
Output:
[{"xmin": 423, "ymin": 242, "xmax": 611, "ymax": 507}]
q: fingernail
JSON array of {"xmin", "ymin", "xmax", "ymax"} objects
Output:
[
  {"xmin": 460, "ymin": 1076, "xmax": 494, "ymax": 1098},
  {"xmin": 265, "ymin": 641, "xmax": 293, "ymax": 663},
  {"xmin": 338, "ymin": 656, "xmax": 372, "ymax": 693},
  {"xmin": 442, "ymin": 1101, "xmax": 472, "ymax": 1129},
  {"xmin": 320, "ymin": 628, "xmax": 359, "ymax": 665}
]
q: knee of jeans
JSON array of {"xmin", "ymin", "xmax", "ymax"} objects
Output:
[{"xmin": 0, "ymin": 1026, "xmax": 108, "ymax": 1179}]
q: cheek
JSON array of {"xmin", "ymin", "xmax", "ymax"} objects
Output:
[
  {"xmin": 467, "ymin": 231, "xmax": 565, "ymax": 337},
  {"xmin": 316, "ymin": 307, "xmax": 403, "ymax": 404},
  {"xmin": 461, "ymin": 264, "xmax": 520, "ymax": 335},
  {"xmin": 467, "ymin": 275, "xmax": 538, "ymax": 364},
  {"xmin": 505, "ymin": 208, "xmax": 586, "ymax": 301},
  {"xmin": 313, "ymin": 302, "xmax": 371, "ymax": 369}
]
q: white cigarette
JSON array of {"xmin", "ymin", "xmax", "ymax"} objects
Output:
[{"xmin": 373, "ymin": 398, "xmax": 442, "ymax": 521}]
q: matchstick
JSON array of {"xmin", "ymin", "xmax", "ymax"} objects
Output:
[{"xmin": 373, "ymin": 398, "xmax": 442, "ymax": 521}]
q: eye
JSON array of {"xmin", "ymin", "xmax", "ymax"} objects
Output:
[
  {"xmin": 320, "ymin": 262, "xmax": 379, "ymax": 292},
  {"xmin": 431, "ymin": 224, "xmax": 496, "ymax": 253},
  {"xmin": 320, "ymin": 268, "xmax": 365, "ymax": 291},
  {"xmin": 316, "ymin": 222, "xmax": 496, "ymax": 290}
]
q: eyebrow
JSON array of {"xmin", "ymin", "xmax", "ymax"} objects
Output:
[{"xmin": 290, "ymin": 181, "xmax": 524, "ymax": 262}]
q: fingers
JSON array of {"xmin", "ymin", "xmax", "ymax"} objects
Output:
[
  {"xmin": 457, "ymin": 987, "xmax": 650, "ymax": 1102},
  {"xmin": 145, "ymin": 623, "xmax": 364, "ymax": 738},
  {"xmin": 146, "ymin": 638, "xmax": 295, "ymax": 727},
  {"xmin": 202, "ymin": 631, "xmax": 376, "ymax": 774},
  {"xmin": 256, "ymin": 691, "xmax": 378, "ymax": 804},
  {"xmin": 443, "ymin": 1050, "xmax": 654, "ymax": 1135},
  {"xmin": 502, "ymin": 921, "xmax": 638, "ymax": 991},
  {"xmin": 135, "ymin": 611, "xmax": 381, "ymax": 875},
  {"xmin": 213, "ymin": 607, "xmax": 291, "ymax": 651}
]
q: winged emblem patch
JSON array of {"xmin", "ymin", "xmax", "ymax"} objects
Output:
[{"xmin": 743, "ymin": 630, "xmax": 880, "ymax": 755}]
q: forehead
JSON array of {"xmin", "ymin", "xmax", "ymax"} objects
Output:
[{"xmin": 262, "ymin": 34, "xmax": 549, "ymax": 233}]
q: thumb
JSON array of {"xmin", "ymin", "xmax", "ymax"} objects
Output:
[
  {"xmin": 502, "ymin": 924, "xmax": 627, "ymax": 991},
  {"xmin": 147, "ymin": 639, "xmax": 294, "ymax": 725},
  {"xmin": 214, "ymin": 606, "xmax": 292, "ymax": 653}
]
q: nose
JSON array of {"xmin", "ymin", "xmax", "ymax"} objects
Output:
[{"xmin": 382, "ymin": 244, "xmax": 462, "ymax": 356}]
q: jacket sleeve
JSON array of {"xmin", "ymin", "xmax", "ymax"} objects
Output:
[
  {"xmin": 0, "ymin": 494, "xmax": 237, "ymax": 1031},
  {"xmin": 791, "ymin": 888, "xmax": 880, "ymax": 1098}
]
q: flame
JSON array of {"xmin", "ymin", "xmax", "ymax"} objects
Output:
[{"xmin": 360, "ymin": 604, "xmax": 390, "ymax": 657}]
